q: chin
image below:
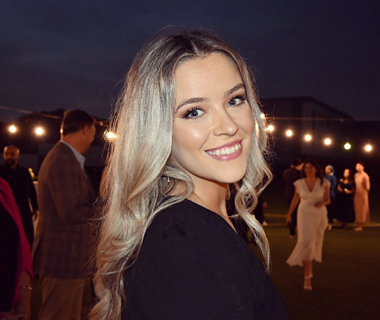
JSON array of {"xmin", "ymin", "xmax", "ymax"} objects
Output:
[{"xmin": 214, "ymin": 169, "xmax": 247, "ymax": 184}]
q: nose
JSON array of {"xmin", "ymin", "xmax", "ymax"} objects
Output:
[{"xmin": 212, "ymin": 108, "xmax": 238, "ymax": 136}]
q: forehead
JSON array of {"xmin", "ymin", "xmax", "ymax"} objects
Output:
[
  {"xmin": 4, "ymin": 147, "xmax": 18, "ymax": 154},
  {"xmin": 174, "ymin": 53, "xmax": 242, "ymax": 97}
]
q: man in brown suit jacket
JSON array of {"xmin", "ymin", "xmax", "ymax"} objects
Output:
[{"xmin": 32, "ymin": 109, "xmax": 96, "ymax": 320}]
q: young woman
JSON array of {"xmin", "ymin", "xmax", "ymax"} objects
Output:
[
  {"xmin": 90, "ymin": 29, "xmax": 289, "ymax": 319},
  {"xmin": 0, "ymin": 178, "xmax": 32, "ymax": 320},
  {"xmin": 354, "ymin": 162, "xmax": 371, "ymax": 231},
  {"xmin": 286, "ymin": 159, "xmax": 330, "ymax": 291},
  {"xmin": 335, "ymin": 168, "xmax": 355, "ymax": 229}
]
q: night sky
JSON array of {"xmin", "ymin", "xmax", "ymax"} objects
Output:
[{"xmin": 1, "ymin": 0, "xmax": 379, "ymax": 121}]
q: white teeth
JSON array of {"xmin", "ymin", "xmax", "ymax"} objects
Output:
[{"xmin": 206, "ymin": 143, "xmax": 241, "ymax": 156}]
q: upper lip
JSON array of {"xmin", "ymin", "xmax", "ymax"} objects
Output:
[{"xmin": 205, "ymin": 140, "xmax": 242, "ymax": 152}]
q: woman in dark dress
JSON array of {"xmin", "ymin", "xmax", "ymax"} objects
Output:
[
  {"xmin": 335, "ymin": 169, "xmax": 355, "ymax": 228},
  {"xmin": 90, "ymin": 29, "xmax": 289, "ymax": 320}
]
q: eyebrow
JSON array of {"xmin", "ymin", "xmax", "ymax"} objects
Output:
[
  {"xmin": 176, "ymin": 97, "xmax": 209, "ymax": 111},
  {"xmin": 224, "ymin": 83, "xmax": 245, "ymax": 98},
  {"xmin": 175, "ymin": 83, "xmax": 245, "ymax": 112}
]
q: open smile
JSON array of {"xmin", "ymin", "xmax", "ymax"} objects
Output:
[{"xmin": 205, "ymin": 141, "xmax": 243, "ymax": 161}]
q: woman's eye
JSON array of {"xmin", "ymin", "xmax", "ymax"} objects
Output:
[
  {"xmin": 228, "ymin": 96, "xmax": 246, "ymax": 107},
  {"xmin": 183, "ymin": 107, "xmax": 204, "ymax": 119}
]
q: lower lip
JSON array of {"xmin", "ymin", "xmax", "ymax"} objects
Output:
[{"xmin": 206, "ymin": 144, "xmax": 243, "ymax": 161}]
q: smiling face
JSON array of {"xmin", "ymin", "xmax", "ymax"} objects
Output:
[{"xmin": 172, "ymin": 53, "xmax": 254, "ymax": 188}]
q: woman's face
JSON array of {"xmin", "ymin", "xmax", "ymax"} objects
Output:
[
  {"xmin": 343, "ymin": 169, "xmax": 350, "ymax": 178},
  {"xmin": 172, "ymin": 52, "xmax": 254, "ymax": 186},
  {"xmin": 304, "ymin": 162, "xmax": 317, "ymax": 177},
  {"xmin": 355, "ymin": 163, "xmax": 364, "ymax": 172}
]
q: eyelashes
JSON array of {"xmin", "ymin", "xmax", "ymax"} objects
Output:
[
  {"xmin": 182, "ymin": 107, "xmax": 205, "ymax": 119},
  {"xmin": 228, "ymin": 95, "xmax": 246, "ymax": 107},
  {"xmin": 181, "ymin": 95, "xmax": 247, "ymax": 120}
]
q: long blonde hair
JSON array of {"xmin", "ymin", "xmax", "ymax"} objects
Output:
[{"xmin": 90, "ymin": 29, "xmax": 272, "ymax": 320}]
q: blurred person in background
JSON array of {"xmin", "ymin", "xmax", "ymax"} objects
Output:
[
  {"xmin": 286, "ymin": 159, "xmax": 330, "ymax": 290},
  {"xmin": 324, "ymin": 165, "xmax": 337, "ymax": 230},
  {"xmin": 353, "ymin": 162, "xmax": 370, "ymax": 231},
  {"xmin": 335, "ymin": 168, "xmax": 355, "ymax": 229},
  {"xmin": 283, "ymin": 157, "xmax": 303, "ymax": 237},
  {"xmin": 0, "ymin": 177, "xmax": 33, "ymax": 320},
  {"xmin": 32, "ymin": 109, "xmax": 97, "ymax": 320},
  {"xmin": 0, "ymin": 145, "xmax": 38, "ymax": 247}
]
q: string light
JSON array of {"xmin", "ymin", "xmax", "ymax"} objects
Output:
[
  {"xmin": 364, "ymin": 144, "xmax": 373, "ymax": 152},
  {"xmin": 344, "ymin": 142, "xmax": 352, "ymax": 150},
  {"xmin": 323, "ymin": 137, "xmax": 332, "ymax": 146},
  {"xmin": 1, "ymin": 114, "xmax": 377, "ymax": 154},
  {"xmin": 35, "ymin": 126, "xmax": 45, "ymax": 136},
  {"xmin": 285, "ymin": 129, "xmax": 293, "ymax": 137},
  {"xmin": 304, "ymin": 134, "xmax": 312, "ymax": 142},
  {"xmin": 8, "ymin": 125, "xmax": 17, "ymax": 133},
  {"xmin": 267, "ymin": 124, "xmax": 275, "ymax": 133},
  {"xmin": 104, "ymin": 130, "xmax": 117, "ymax": 141}
]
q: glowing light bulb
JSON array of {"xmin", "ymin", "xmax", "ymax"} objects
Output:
[
  {"xmin": 324, "ymin": 138, "xmax": 332, "ymax": 146},
  {"xmin": 344, "ymin": 142, "xmax": 351, "ymax": 150},
  {"xmin": 304, "ymin": 134, "xmax": 312, "ymax": 142},
  {"xmin": 285, "ymin": 129, "xmax": 293, "ymax": 137},
  {"xmin": 35, "ymin": 127, "xmax": 45, "ymax": 136},
  {"xmin": 8, "ymin": 125, "xmax": 17, "ymax": 133},
  {"xmin": 260, "ymin": 113, "xmax": 265, "ymax": 119},
  {"xmin": 104, "ymin": 130, "xmax": 117, "ymax": 141},
  {"xmin": 364, "ymin": 144, "xmax": 373, "ymax": 152},
  {"xmin": 267, "ymin": 124, "xmax": 275, "ymax": 132}
]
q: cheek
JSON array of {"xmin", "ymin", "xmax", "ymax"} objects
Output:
[
  {"xmin": 172, "ymin": 123, "xmax": 208, "ymax": 154},
  {"xmin": 240, "ymin": 110, "xmax": 255, "ymax": 137}
]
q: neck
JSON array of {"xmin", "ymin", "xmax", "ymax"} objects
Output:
[
  {"xmin": 62, "ymin": 135, "xmax": 84, "ymax": 154},
  {"xmin": 188, "ymin": 178, "xmax": 229, "ymax": 217}
]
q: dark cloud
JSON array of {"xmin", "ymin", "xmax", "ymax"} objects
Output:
[{"xmin": 1, "ymin": 0, "xmax": 379, "ymax": 119}]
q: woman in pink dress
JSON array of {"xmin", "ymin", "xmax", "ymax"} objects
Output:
[
  {"xmin": 354, "ymin": 162, "xmax": 371, "ymax": 231},
  {"xmin": 0, "ymin": 178, "xmax": 33, "ymax": 320},
  {"xmin": 286, "ymin": 160, "xmax": 330, "ymax": 291}
]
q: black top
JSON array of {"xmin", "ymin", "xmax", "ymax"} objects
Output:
[
  {"xmin": 0, "ymin": 164, "xmax": 38, "ymax": 214},
  {"xmin": 283, "ymin": 167, "xmax": 302, "ymax": 203},
  {"xmin": 122, "ymin": 199, "xmax": 289, "ymax": 320}
]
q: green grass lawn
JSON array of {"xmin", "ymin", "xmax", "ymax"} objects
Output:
[
  {"xmin": 264, "ymin": 224, "xmax": 380, "ymax": 320},
  {"xmin": 263, "ymin": 179, "xmax": 380, "ymax": 320}
]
